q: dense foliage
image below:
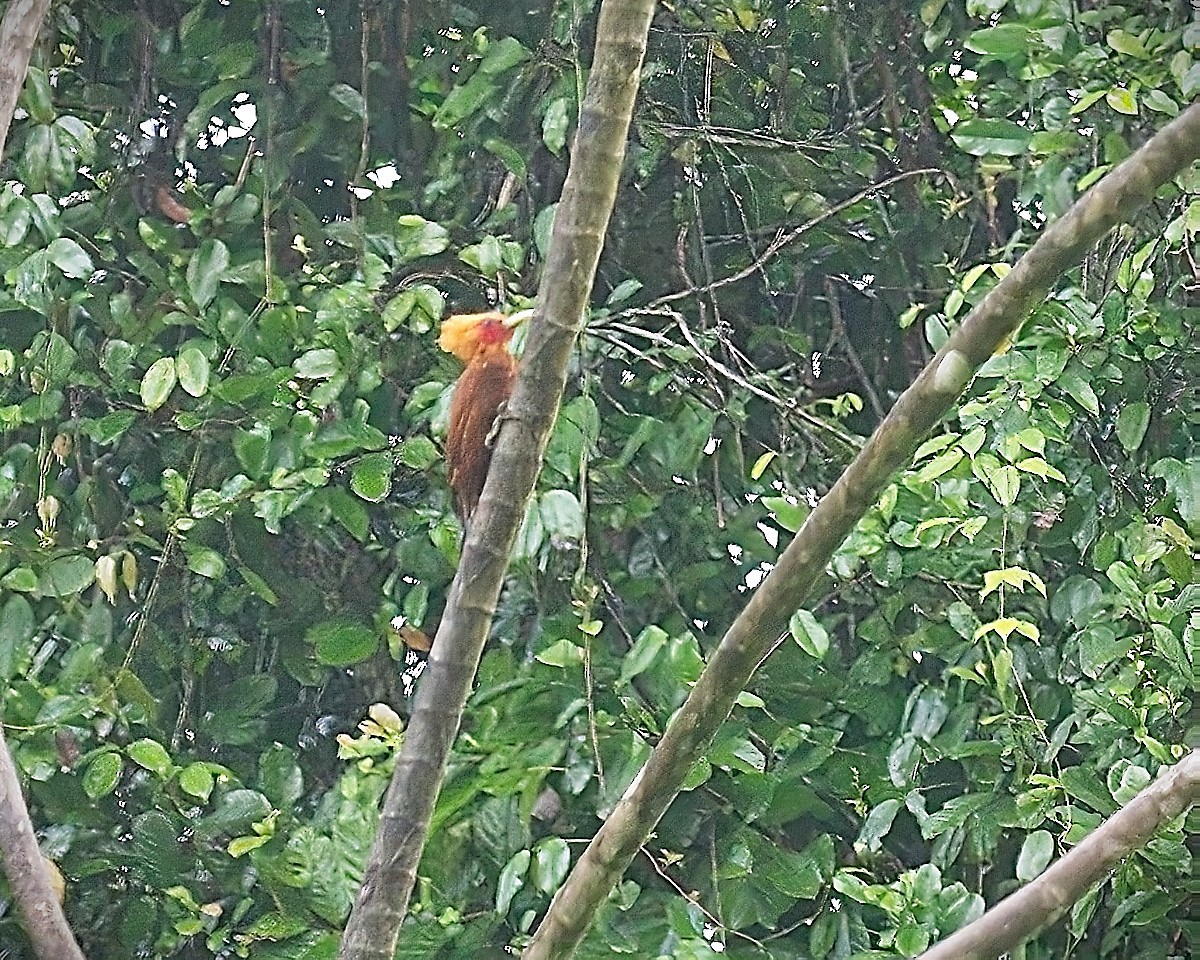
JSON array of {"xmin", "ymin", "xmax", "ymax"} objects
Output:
[{"xmin": 0, "ymin": 1, "xmax": 1194, "ymax": 958}]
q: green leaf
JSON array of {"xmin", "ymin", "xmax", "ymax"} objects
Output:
[
  {"xmin": 2, "ymin": 567, "xmax": 38, "ymax": 593},
  {"xmin": 21, "ymin": 67, "xmax": 55, "ymax": 124},
  {"xmin": 0, "ymin": 596, "xmax": 34, "ymax": 680},
  {"xmin": 1106, "ymin": 30, "xmax": 1148, "ymax": 59},
  {"xmin": 39, "ymin": 555, "xmax": 96, "ymax": 597},
  {"xmin": 539, "ymin": 490, "xmax": 584, "ymax": 540},
  {"xmin": 965, "ymin": 24, "xmax": 1032, "ymax": 58},
  {"xmin": 434, "ymin": 75, "xmax": 497, "ymax": 130},
  {"xmin": 177, "ymin": 347, "xmax": 211, "ymax": 397},
  {"xmin": 750, "ymin": 451, "xmax": 776, "ymax": 480},
  {"xmin": 258, "ymin": 744, "xmax": 304, "ymax": 808},
  {"xmin": 982, "ymin": 463, "xmax": 1021, "ymax": 506},
  {"xmin": 950, "ymin": 118, "xmax": 1032, "ymax": 157},
  {"xmin": 921, "ymin": 793, "xmax": 994, "ymax": 840},
  {"xmin": 293, "ymin": 348, "xmax": 341, "ymax": 379},
  {"xmin": 535, "ymin": 638, "xmax": 584, "ymax": 667},
  {"xmin": 619, "ymin": 626, "xmax": 669, "ymax": 685},
  {"xmin": 128, "ymin": 738, "xmax": 174, "ymax": 777},
  {"xmin": 233, "ymin": 423, "xmax": 272, "ymax": 477},
  {"xmin": 483, "ymin": 137, "xmax": 528, "ymax": 178},
  {"xmin": 789, "ymin": 609, "xmax": 829, "ymax": 659},
  {"xmin": 1105, "ymin": 88, "xmax": 1138, "ymax": 116},
  {"xmin": 895, "ymin": 923, "xmax": 931, "ymax": 956},
  {"xmin": 496, "ymin": 849, "xmax": 530, "ymax": 914},
  {"xmin": 197, "ymin": 789, "xmax": 271, "ymax": 838},
  {"xmin": 460, "ymin": 235, "xmax": 504, "ymax": 278},
  {"xmin": 1115, "ymin": 401, "xmax": 1150, "ymax": 453},
  {"xmin": 397, "ymin": 435, "xmax": 438, "ymax": 470},
  {"xmin": 856, "ymin": 799, "xmax": 901, "ymax": 853},
  {"xmin": 187, "ymin": 239, "xmax": 230, "ymax": 309},
  {"xmin": 1015, "ymin": 457, "xmax": 1066, "ymax": 482},
  {"xmin": 185, "ymin": 544, "xmax": 227, "ymax": 580},
  {"xmin": 329, "ymin": 82, "xmax": 367, "ymax": 119},
  {"xmin": 915, "ymin": 448, "xmax": 964, "ymax": 483},
  {"xmin": 140, "ymin": 357, "xmax": 177, "ymax": 411},
  {"xmin": 1017, "ymin": 830, "xmax": 1054, "ymax": 881},
  {"xmin": 307, "ymin": 619, "xmax": 378, "ymax": 666},
  {"xmin": 179, "ymin": 762, "xmax": 216, "ymax": 801},
  {"xmin": 46, "ymin": 237, "xmax": 93, "ymax": 278},
  {"xmin": 395, "ymin": 215, "xmax": 450, "ymax": 263},
  {"xmin": 542, "ymin": 98, "xmax": 570, "ymax": 154},
  {"xmin": 762, "ymin": 496, "xmax": 809, "ymax": 532},
  {"xmin": 228, "ymin": 834, "xmax": 271, "ymax": 858},
  {"xmin": 83, "ymin": 752, "xmax": 123, "ymax": 799},
  {"xmin": 531, "ymin": 837, "xmax": 570, "ymax": 894},
  {"xmin": 350, "ymin": 452, "xmax": 394, "ymax": 502}
]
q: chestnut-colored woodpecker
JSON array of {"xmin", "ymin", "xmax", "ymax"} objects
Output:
[{"xmin": 438, "ymin": 309, "xmax": 533, "ymax": 523}]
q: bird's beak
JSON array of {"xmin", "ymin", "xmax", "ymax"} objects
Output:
[{"xmin": 504, "ymin": 308, "xmax": 536, "ymax": 328}]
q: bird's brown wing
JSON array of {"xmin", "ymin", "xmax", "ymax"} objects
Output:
[{"xmin": 446, "ymin": 348, "xmax": 516, "ymax": 522}]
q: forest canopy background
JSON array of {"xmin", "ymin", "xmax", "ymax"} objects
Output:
[{"xmin": 0, "ymin": 1, "xmax": 1195, "ymax": 959}]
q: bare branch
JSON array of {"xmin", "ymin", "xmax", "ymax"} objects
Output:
[{"xmin": 919, "ymin": 749, "xmax": 1200, "ymax": 960}]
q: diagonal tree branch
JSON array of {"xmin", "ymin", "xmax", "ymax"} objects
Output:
[
  {"xmin": 337, "ymin": 1, "xmax": 658, "ymax": 957},
  {"xmin": 918, "ymin": 749, "xmax": 1199, "ymax": 960},
  {"xmin": 523, "ymin": 102, "xmax": 1200, "ymax": 959}
]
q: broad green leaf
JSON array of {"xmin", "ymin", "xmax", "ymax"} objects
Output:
[
  {"xmin": 39, "ymin": 555, "xmax": 96, "ymax": 597},
  {"xmin": 619, "ymin": 625, "xmax": 669, "ymax": 685},
  {"xmin": 535, "ymin": 638, "xmax": 584, "ymax": 667},
  {"xmin": 307, "ymin": 619, "xmax": 378, "ymax": 666},
  {"xmin": 915, "ymin": 448, "xmax": 964, "ymax": 483},
  {"xmin": 83, "ymin": 752, "xmax": 123, "ymax": 799},
  {"xmin": 950, "ymin": 118, "xmax": 1032, "ymax": 156},
  {"xmin": 187, "ymin": 239, "xmax": 230, "ymax": 309},
  {"xmin": 179, "ymin": 763, "xmax": 215, "ymax": 801},
  {"xmin": 981, "ymin": 463, "xmax": 1020, "ymax": 506},
  {"xmin": 128, "ymin": 738, "xmax": 173, "ymax": 777},
  {"xmin": 350, "ymin": 452, "xmax": 394, "ymax": 502},
  {"xmin": 329, "ymin": 82, "xmax": 367, "ymax": 119},
  {"xmin": 496, "ymin": 849, "xmax": 530, "ymax": 914},
  {"xmin": 1015, "ymin": 457, "xmax": 1066, "ymax": 482},
  {"xmin": 176, "ymin": 347, "xmax": 211, "ymax": 397},
  {"xmin": 1106, "ymin": 88, "xmax": 1138, "ymax": 116},
  {"xmin": 531, "ymin": 837, "xmax": 570, "ymax": 894},
  {"xmin": 140, "ymin": 357, "xmax": 177, "ymax": 410},
  {"xmin": 974, "ymin": 618, "xmax": 1040, "ymax": 642},
  {"xmin": 197, "ymin": 789, "xmax": 271, "ymax": 837},
  {"xmin": 22, "ymin": 67, "xmax": 55, "ymax": 124},
  {"xmin": 1106, "ymin": 30, "xmax": 1148, "ymax": 58},
  {"xmin": 397, "ymin": 435, "xmax": 438, "ymax": 470},
  {"xmin": 542, "ymin": 97, "xmax": 570, "ymax": 154},
  {"xmin": 1017, "ymin": 830, "xmax": 1055, "ymax": 881},
  {"xmin": 46, "ymin": 237, "xmax": 93, "ymax": 278},
  {"xmin": 293, "ymin": 348, "xmax": 341, "ymax": 379},
  {"xmin": 233, "ymin": 423, "xmax": 271, "ymax": 477},
  {"xmin": 789, "ymin": 609, "xmax": 830, "ymax": 659},
  {"xmin": 856, "ymin": 799, "xmax": 901, "ymax": 853},
  {"xmin": 1115, "ymin": 401, "xmax": 1150, "ymax": 452},
  {"xmin": 965, "ymin": 24, "xmax": 1032, "ymax": 57},
  {"xmin": 540, "ymin": 489, "xmax": 584, "ymax": 540},
  {"xmin": 185, "ymin": 545, "xmax": 227, "ymax": 579},
  {"xmin": 394, "ymin": 215, "xmax": 450, "ymax": 262}
]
